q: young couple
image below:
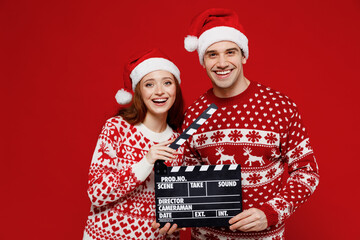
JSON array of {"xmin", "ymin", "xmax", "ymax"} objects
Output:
[{"xmin": 83, "ymin": 8, "xmax": 319, "ymax": 240}]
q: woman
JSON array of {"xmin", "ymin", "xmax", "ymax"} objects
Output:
[{"xmin": 83, "ymin": 49, "xmax": 184, "ymax": 240}]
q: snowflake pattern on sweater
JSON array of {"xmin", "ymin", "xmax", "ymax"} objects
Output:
[
  {"xmin": 83, "ymin": 116, "xmax": 183, "ymax": 240},
  {"xmin": 183, "ymin": 82, "xmax": 319, "ymax": 240}
]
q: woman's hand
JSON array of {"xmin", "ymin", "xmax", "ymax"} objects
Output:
[
  {"xmin": 145, "ymin": 139, "xmax": 177, "ymax": 164},
  {"xmin": 151, "ymin": 221, "xmax": 186, "ymax": 235}
]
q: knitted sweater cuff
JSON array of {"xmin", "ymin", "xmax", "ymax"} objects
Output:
[
  {"xmin": 260, "ymin": 203, "xmax": 279, "ymax": 227},
  {"xmin": 132, "ymin": 156, "xmax": 154, "ymax": 182}
]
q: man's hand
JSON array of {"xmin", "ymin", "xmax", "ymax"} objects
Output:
[
  {"xmin": 229, "ymin": 208, "xmax": 268, "ymax": 232},
  {"xmin": 151, "ymin": 221, "xmax": 186, "ymax": 235}
]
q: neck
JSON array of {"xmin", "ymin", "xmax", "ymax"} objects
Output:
[
  {"xmin": 142, "ymin": 112, "xmax": 168, "ymax": 133},
  {"xmin": 213, "ymin": 76, "xmax": 250, "ymax": 98}
]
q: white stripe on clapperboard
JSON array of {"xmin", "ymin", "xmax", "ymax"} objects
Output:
[
  {"xmin": 175, "ymin": 138, "xmax": 186, "ymax": 146},
  {"xmin": 170, "ymin": 165, "xmax": 238, "ymax": 172},
  {"xmin": 200, "ymin": 165, "xmax": 209, "ymax": 171},
  {"xmin": 196, "ymin": 118, "xmax": 207, "ymax": 125},
  {"xmin": 186, "ymin": 128, "xmax": 197, "ymax": 135},
  {"xmin": 206, "ymin": 108, "xmax": 217, "ymax": 115}
]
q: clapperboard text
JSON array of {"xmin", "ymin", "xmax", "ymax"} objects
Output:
[{"xmin": 155, "ymin": 164, "xmax": 242, "ymax": 227}]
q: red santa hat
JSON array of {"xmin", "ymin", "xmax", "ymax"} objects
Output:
[
  {"xmin": 115, "ymin": 48, "xmax": 181, "ymax": 105},
  {"xmin": 184, "ymin": 8, "xmax": 249, "ymax": 65}
]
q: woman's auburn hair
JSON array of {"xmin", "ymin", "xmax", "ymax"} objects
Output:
[{"xmin": 117, "ymin": 78, "xmax": 184, "ymax": 131}]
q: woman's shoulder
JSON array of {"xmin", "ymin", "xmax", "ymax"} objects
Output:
[
  {"xmin": 104, "ymin": 116, "xmax": 130, "ymax": 126},
  {"xmin": 101, "ymin": 116, "xmax": 133, "ymax": 134},
  {"xmin": 99, "ymin": 116, "xmax": 134, "ymax": 141}
]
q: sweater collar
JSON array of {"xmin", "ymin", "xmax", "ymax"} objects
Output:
[
  {"xmin": 135, "ymin": 123, "xmax": 173, "ymax": 143},
  {"xmin": 205, "ymin": 81, "xmax": 257, "ymax": 107}
]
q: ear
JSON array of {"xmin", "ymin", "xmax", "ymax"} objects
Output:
[{"xmin": 242, "ymin": 57, "xmax": 247, "ymax": 64}]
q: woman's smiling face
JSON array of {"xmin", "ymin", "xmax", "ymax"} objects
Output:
[{"xmin": 139, "ymin": 70, "xmax": 177, "ymax": 118}]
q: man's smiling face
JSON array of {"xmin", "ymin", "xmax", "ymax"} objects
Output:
[{"xmin": 203, "ymin": 41, "xmax": 247, "ymax": 96}]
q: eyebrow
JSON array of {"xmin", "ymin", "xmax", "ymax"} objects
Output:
[
  {"xmin": 143, "ymin": 78, "xmax": 155, "ymax": 83},
  {"xmin": 226, "ymin": 48, "xmax": 239, "ymax": 52},
  {"xmin": 143, "ymin": 77, "xmax": 174, "ymax": 83},
  {"xmin": 205, "ymin": 47, "xmax": 239, "ymax": 55}
]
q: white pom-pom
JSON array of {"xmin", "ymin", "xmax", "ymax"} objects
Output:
[
  {"xmin": 115, "ymin": 89, "xmax": 132, "ymax": 105},
  {"xmin": 184, "ymin": 35, "xmax": 198, "ymax": 52}
]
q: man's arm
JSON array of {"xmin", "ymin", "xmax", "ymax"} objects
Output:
[
  {"xmin": 260, "ymin": 105, "xmax": 319, "ymax": 227},
  {"xmin": 230, "ymin": 105, "xmax": 320, "ymax": 231}
]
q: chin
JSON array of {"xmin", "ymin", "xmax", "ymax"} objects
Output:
[
  {"xmin": 150, "ymin": 107, "xmax": 171, "ymax": 115},
  {"xmin": 212, "ymin": 79, "xmax": 234, "ymax": 89}
]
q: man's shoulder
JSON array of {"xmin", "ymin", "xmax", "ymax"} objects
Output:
[
  {"xmin": 183, "ymin": 90, "xmax": 212, "ymax": 124},
  {"xmin": 186, "ymin": 89, "xmax": 212, "ymax": 110},
  {"xmin": 255, "ymin": 81, "xmax": 298, "ymax": 108}
]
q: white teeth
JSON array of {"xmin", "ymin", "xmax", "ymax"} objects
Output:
[
  {"xmin": 216, "ymin": 70, "xmax": 231, "ymax": 75},
  {"xmin": 153, "ymin": 99, "xmax": 167, "ymax": 103}
]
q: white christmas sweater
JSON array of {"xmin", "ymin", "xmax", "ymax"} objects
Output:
[
  {"xmin": 83, "ymin": 116, "xmax": 183, "ymax": 240},
  {"xmin": 183, "ymin": 81, "xmax": 320, "ymax": 240}
]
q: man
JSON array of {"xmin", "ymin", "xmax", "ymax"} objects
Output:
[{"xmin": 156, "ymin": 8, "xmax": 319, "ymax": 239}]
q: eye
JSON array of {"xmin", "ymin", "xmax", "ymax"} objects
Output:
[
  {"xmin": 227, "ymin": 50, "xmax": 235, "ymax": 55},
  {"xmin": 209, "ymin": 52, "xmax": 217, "ymax": 58},
  {"xmin": 145, "ymin": 82, "xmax": 153, "ymax": 87},
  {"xmin": 206, "ymin": 52, "xmax": 217, "ymax": 58},
  {"xmin": 164, "ymin": 80, "xmax": 173, "ymax": 86}
]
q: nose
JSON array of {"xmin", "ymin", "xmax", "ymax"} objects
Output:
[
  {"xmin": 155, "ymin": 84, "xmax": 164, "ymax": 95},
  {"xmin": 217, "ymin": 54, "xmax": 228, "ymax": 69}
]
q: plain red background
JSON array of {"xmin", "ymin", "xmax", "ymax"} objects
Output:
[{"xmin": 1, "ymin": 0, "xmax": 359, "ymax": 239}]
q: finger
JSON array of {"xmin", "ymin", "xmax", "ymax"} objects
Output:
[
  {"xmin": 157, "ymin": 151, "xmax": 176, "ymax": 160},
  {"xmin": 150, "ymin": 147, "xmax": 177, "ymax": 157},
  {"xmin": 157, "ymin": 139, "xmax": 175, "ymax": 146},
  {"xmin": 151, "ymin": 221, "xmax": 160, "ymax": 229},
  {"xmin": 229, "ymin": 210, "xmax": 252, "ymax": 224},
  {"xmin": 156, "ymin": 156, "xmax": 174, "ymax": 162},
  {"xmin": 159, "ymin": 223, "xmax": 171, "ymax": 235},
  {"xmin": 156, "ymin": 146, "xmax": 177, "ymax": 154},
  {"xmin": 229, "ymin": 214, "xmax": 256, "ymax": 230},
  {"xmin": 173, "ymin": 227, "xmax": 187, "ymax": 232},
  {"xmin": 175, "ymin": 227, "xmax": 187, "ymax": 232},
  {"xmin": 154, "ymin": 149, "xmax": 178, "ymax": 159},
  {"xmin": 153, "ymin": 152, "xmax": 175, "ymax": 161},
  {"xmin": 167, "ymin": 223, "xmax": 178, "ymax": 235},
  {"xmin": 238, "ymin": 221, "xmax": 257, "ymax": 232}
]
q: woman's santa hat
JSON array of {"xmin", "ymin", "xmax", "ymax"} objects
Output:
[
  {"xmin": 184, "ymin": 8, "xmax": 249, "ymax": 65},
  {"xmin": 115, "ymin": 48, "xmax": 181, "ymax": 105}
]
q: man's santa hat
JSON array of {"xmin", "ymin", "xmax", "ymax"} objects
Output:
[
  {"xmin": 115, "ymin": 48, "xmax": 181, "ymax": 105},
  {"xmin": 184, "ymin": 8, "xmax": 249, "ymax": 65}
]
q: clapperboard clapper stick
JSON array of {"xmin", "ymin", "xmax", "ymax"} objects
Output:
[
  {"xmin": 154, "ymin": 103, "xmax": 243, "ymax": 228},
  {"xmin": 154, "ymin": 103, "xmax": 218, "ymax": 175}
]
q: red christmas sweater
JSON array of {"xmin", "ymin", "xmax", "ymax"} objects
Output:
[
  {"xmin": 83, "ymin": 116, "xmax": 183, "ymax": 240},
  {"xmin": 183, "ymin": 81, "xmax": 320, "ymax": 240}
]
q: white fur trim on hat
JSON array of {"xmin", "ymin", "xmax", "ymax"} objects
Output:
[
  {"xmin": 198, "ymin": 26, "xmax": 249, "ymax": 64},
  {"xmin": 129, "ymin": 58, "xmax": 181, "ymax": 91},
  {"xmin": 184, "ymin": 35, "xmax": 199, "ymax": 52},
  {"xmin": 115, "ymin": 89, "xmax": 133, "ymax": 105}
]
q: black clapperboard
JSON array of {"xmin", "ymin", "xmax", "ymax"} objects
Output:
[{"xmin": 155, "ymin": 104, "xmax": 242, "ymax": 227}]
